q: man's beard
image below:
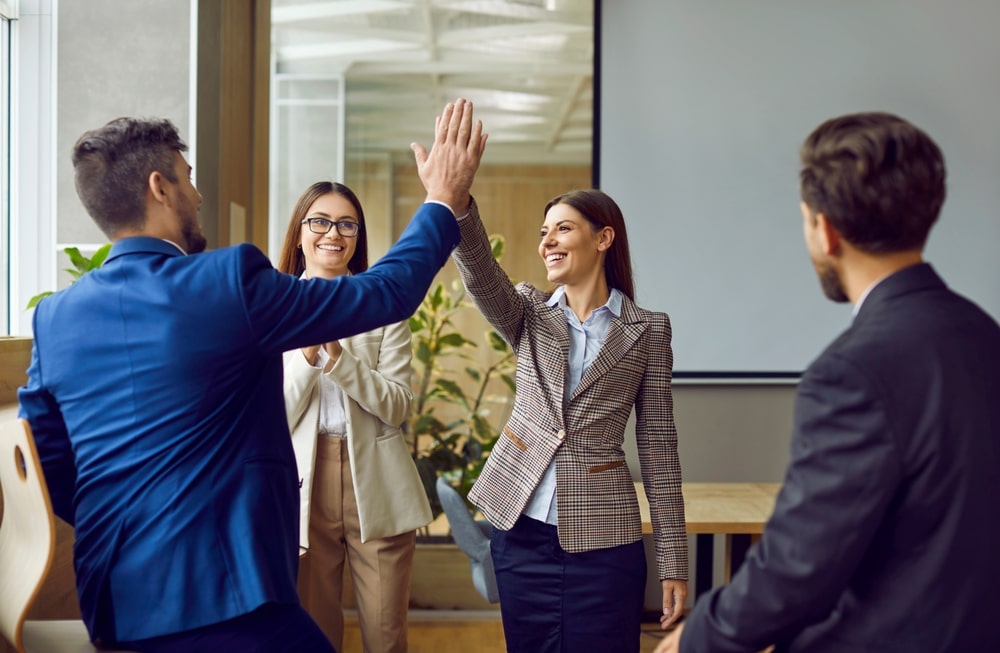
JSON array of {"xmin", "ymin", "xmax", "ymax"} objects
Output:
[
  {"xmin": 182, "ymin": 220, "xmax": 207, "ymax": 254},
  {"xmin": 815, "ymin": 258, "xmax": 849, "ymax": 303},
  {"xmin": 178, "ymin": 194, "xmax": 207, "ymax": 254}
]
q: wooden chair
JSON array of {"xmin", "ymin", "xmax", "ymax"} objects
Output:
[{"xmin": 0, "ymin": 418, "xmax": 134, "ymax": 653}]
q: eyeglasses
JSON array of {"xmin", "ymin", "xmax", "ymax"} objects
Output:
[{"xmin": 301, "ymin": 217, "xmax": 360, "ymax": 237}]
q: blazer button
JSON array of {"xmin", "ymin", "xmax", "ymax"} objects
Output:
[{"xmin": 556, "ymin": 429, "xmax": 566, "ymax": 441}]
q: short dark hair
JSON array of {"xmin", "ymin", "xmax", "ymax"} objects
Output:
[
  {"xmin": 276, "ymin": 181, "xmax": 369, "ymax": 276},
  {"xmin": 72, "ymin": 117, "xmax": 187, "ymax": 238},
  {"xmin": 545, "ymin": 189, "xmax": 636, "ymax": 301},
  {"xmin": 799, "ymin": 112, "xmax": 946, "ymax": 253}
]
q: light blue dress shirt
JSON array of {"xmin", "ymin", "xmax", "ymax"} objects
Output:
[{"xmin": 522, "ymin": 286, "xmax": 624, "ymax": 524}]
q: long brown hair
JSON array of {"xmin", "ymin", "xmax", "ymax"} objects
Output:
[
  {"xmin": 276, "ymin": 181, "xmax": 369, "ymax": 275},
  {"xmin": 544, "ymin": 189, "xmax": 636, "ymax": 301}
]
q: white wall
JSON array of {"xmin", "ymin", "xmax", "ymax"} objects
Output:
[{"xmin": 600, "ymin": 0, "xmax": 1000, "ymax": 374}]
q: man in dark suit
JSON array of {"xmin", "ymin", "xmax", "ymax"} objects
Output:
[
  {"xmin": 656, "ymin": 112, "xmax": 1000, "ymax": 653},
  {"xmin": 17, "ymin": 100, "xmax": 486, "ymax": 652}
]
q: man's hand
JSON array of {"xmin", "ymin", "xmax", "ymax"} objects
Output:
[
  {"xmin": 410, "ymin": 98, "xmax": 488, "ymax": 216},
  {"xmin": 653, "ymin": 622, "xmax": 684, "ymax": 653},
  {"xmin": 660, "ymin": 579, "xmax": 688, "ymax": 629}
]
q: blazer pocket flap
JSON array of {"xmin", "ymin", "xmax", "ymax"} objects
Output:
[
  {"xmin": 502, "ymin": 426, "xmax": 528, "ymax": 452},
  {"xmin": 587, "ymin": 460, "xmax": 625, "ymax": 474}
]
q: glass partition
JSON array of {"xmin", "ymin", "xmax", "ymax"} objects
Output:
[{"xmin": 268, "ymin": 73, "xmax": 345, "ymax": 259}]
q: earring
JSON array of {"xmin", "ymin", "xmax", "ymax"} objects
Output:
[{"xmin": 297, "ymin": 244, "xmax": 302, "ymax": 249}]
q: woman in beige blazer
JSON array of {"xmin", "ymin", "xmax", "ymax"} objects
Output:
[
  {"xmin": 451, "ymin": 189, "xmax": 688, "ymax": 653},
  {"xmin": 277, "ymin": 181, "xmax": 432, "ymax": 653}
]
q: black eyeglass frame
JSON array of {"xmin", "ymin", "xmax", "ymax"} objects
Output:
[{"xmin": 300, "ymin": 217, "xmax": 360, "ymax": 237}]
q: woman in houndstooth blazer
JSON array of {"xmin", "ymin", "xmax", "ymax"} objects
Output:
[{"xmin": 453, "ymin": 189, "xmax": 688, "ymax": 653}]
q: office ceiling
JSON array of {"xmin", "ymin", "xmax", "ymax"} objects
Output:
[{"xmin": 271, "ymin": 0, "xmax": 594, "ymax": 165}]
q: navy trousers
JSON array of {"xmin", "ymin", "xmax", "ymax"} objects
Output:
[
  {"xmin": 491, "ymin": 515, "xmax": 647, "ymax": 653},
  {"xmin": 115, "ymin": 602, "xmax": 335, "ymax": 653}
]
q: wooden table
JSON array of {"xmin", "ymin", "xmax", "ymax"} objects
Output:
[{"xmin": 636, "ymin": 482, "xmax": 781, "ymax": 597}]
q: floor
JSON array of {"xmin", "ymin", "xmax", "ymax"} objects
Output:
[{"xmin": 341, "ymin": 611, "xmax": 678, "ymax": 653}]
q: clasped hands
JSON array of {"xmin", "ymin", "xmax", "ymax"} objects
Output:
[{"xmin": 302, "ymin": 341, "xmax": 342, "ymax": 372}]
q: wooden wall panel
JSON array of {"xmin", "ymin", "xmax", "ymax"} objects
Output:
[{"xmin": 196, "ymin": 0, "xmax": 270, "ymax": 250}]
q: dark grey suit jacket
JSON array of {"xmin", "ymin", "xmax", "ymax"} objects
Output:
[{"xmin": 682, "ymin": 263, "xmax": 1000, "ymax": 652}]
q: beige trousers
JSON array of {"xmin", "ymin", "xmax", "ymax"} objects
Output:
[{"xmin": 298, "ymin": 436, "xmax": 416, "ymax": 653}]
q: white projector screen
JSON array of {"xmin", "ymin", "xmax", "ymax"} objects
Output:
[{"xmin": 598, "ymin": 0, "xmax": 1000, "ymax": 376}]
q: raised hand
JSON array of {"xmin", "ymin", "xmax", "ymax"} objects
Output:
[{"xmin": 410, "ymin": 98, "xmax": 488, "ymax": 216}]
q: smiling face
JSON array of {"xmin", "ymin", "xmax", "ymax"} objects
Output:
[
  {"xmin": 537, "ymin": 202, "xmax": 611, "ymax": 288},
  {"xmin": 300, "ymin": 192, "xmax": 360, "ymax": 279}
]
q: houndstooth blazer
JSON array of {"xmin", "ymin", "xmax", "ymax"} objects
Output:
[{"xmin": 456, "ymin": 200, "xmax": 687, "ymax": 581}]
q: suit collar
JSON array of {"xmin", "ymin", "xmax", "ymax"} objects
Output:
[
  {"xmin": 570, "ymin": 294, "xmax": 648, "ymax": 401},
  {"xmin": 854, "ymin": 262, "xmax": 945, "ymax": 320},
  {"xmin": 106, "ymin": 237, "xmax": 187, "ymax": 263},
  {"xmin": 545, "ymin": 285, "xmax": 624, "ymax": 319}
]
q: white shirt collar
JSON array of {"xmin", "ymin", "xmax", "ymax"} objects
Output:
[
  {"xmin": 162, "ymin": 239, "xmax": 187, "ymax": 255},
  {"xmin": 853, "ymin": 273, "xmax": 892, "ymax": 316}
]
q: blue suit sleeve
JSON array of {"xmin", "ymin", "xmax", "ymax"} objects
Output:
[
  {"xmin": 240, "ymin": 201, "xmax": 461, "ymax": 353},
  {"xmin": 681, "ymin": 353, "xmax": 902, "ymax": 653},
  {"xmin": 17, "ymin": 331, "xmax": 77, "ymax": 524}
]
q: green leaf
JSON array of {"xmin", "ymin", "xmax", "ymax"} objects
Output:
[
  {"xmin": 500, "ymin": 373, "xmax": 516, "ymax": 394},
  {"xmin": 26, "ymin": 291, "xmax": 54, "ymax": 310},
  {"xmin": 433, "ymin": 378, "xmax": 468, "ymax": 404},
  {"xmin": 438, "ymin": 332, "xmax": 474, "ymax": 349},
  {"xmin": 64, "ymin": 247, "xmax": 89, "ymax": 271},
  {"xmin": 90, "ymin": 243, "xmax": 112, "ymax": 267},
  {"xmin": 487, "ymin": 330, "xmax": 508, "ymax": 352},
  {"xmin": 464, "ymin": 367, "xmax": 481, "ymax": 382},
  {"xmin": 414, "ymin": 340, "xmax": 432, "ymax": 366},
  {"xmin": 429, "ymin": 283, "xmax": 445, "ymax": 310},
  {"xmin": 471, "ymin": 414, "xmax": 495, "ymax": 441},
  {"xmin": 489, "ymin": 234, "xmax": 505, "ymax": 261},
  {"xmin": 27, "ymin": 244, "xmax": 111, "ymax": 311}
]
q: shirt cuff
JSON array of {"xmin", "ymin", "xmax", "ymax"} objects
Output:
[
  {"xmin": 311, "ymin": 346, "xmax": 329, "ymax": 369},
  {"xmin": 425, "ymin": 199, "xmax": 471, "ymax": 220}
]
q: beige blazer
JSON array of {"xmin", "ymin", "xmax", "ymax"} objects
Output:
[
  {"xmin": 454, "ymin": 200, "xmax": 687, "ymax": 582},
  {"xmin": 284, "ymin": 320, "xmax": 432, "ymax": 549}
]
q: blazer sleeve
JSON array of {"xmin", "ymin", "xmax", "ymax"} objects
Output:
[
  {"xmin": 681, "ymin": 353, "xmax": 902, "ymax": 653},
  {"xmin": 17, "ymin": 331, "xmax": 77, "ymax": 524},
  {"xmin": 239, "ymin": 201, "xmax": 460, "ymax": 355},
  {"xmin": 634, "ymin": 313, "xmax": 687, "ymax": 581},
  {"xmin": 283, "ymin": 349, "xmax": 321, "ymax": 430},
  {"xmin": 452, "ymin": 198, "xmax": 528, "ymax": 350},
  {"xmin": 326, "ymin": 320, "xmax": 413, "ymax": 427}
]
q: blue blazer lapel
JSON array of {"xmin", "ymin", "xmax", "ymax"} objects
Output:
[{"xmin": 570, "ymin": 297, "xmax": 647, "ymax": 401}]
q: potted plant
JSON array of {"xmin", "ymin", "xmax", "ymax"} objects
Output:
[
  {"xmin": 406, "ymin": 234, "xmax": 515, "ymax": 526},
  {"xmin": 26, "ymin": 245, "xmax": 112, "ymax": 309}
]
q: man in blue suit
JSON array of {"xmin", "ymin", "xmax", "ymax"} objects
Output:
[
  {"xmin": 18, "ymin": 99, "xmax": 487, "ymax": 652},
  {"xmin": 656, "ymin": 113, "xmax": 1000, "ymax": 652}
]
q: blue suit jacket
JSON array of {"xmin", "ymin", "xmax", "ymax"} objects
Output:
[
  {"xmin": 18, "ymin": 202, "xmax": 459, "ymax": 643},
  {"xmin": 681, "ymin": 264, "xmax": 1000, "ymax": 652}
]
